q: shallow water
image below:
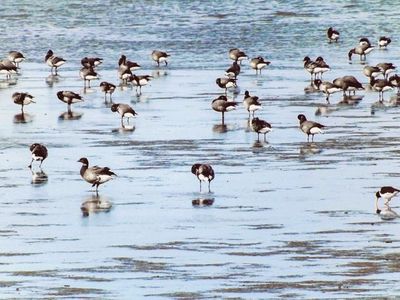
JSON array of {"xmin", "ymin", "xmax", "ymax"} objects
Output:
[{"xmin": 1, "ymin": 1, "xmax": 400, "ymax": 299}]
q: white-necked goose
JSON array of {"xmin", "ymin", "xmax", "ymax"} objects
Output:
[
  {"xmin": 80, "ymin": 66, "xmax": 98, "ymax": 88},
  {"xmin": 151, "ymin": 50, "xmax": 170, "ymax": 67},
  {"xmin": 29, "ymin": 143, "xmax": 48, "ymax": 169},
  {"xmin": 225, "ymin": 61, "xmax": 240, "ymax": 79},
  {"xmin": 111, "ymin": 103, "xmax": 137, "ymax": 126},
  {"xmin": 243, "ymin": 90, "xmax": 262, "ymax": 118},
  {"xmin": 191, "ymin": 163, "xmax": 215, "ymax": 193},
  {"xmin": 57, "ymin": 91, "xmax": 83, "ymax": 112},
  {"xmin": 129, "ymin": 74, "xmax": 152, "ymax": 95},
  {"xmin": 8, "ymin": 51, "xmax": 25, "ymax": 68},
  {"xmin": 313, "ymin": 79, "xmax": 341, "ymax": 103},
  {"xmin": 81, "ymin": 57, "xmax": 103, "ymax": 68},
  {"xmin": 118, "ymin": 55, "xmax": 141, "ymax": 71},
  {"xmin": 250, "ymin": 56, "xmax": 270, "ymax": 74},
  {"xmin": 370, "ymin": 77, "xmax": 393, "ymax": 101},
  {"xmin": 348, "ymin": 43, "xmax": 374, "ymax": 61},
  {"xmin": 375, "ymin": 186, "xmax": 400, "ymax": 214},
  {"xmin": 297, "ymin": 114, "xmax": 325, "ymax": 142},
  {"xmin": 13, "ymin": 92, "xmax": 35, "ymax": 113},
  {"xmin": 376, "ymin": 62, "xmax": 396, "ymax": 79},
  {"xmin": 251, "ymin": 117, "xmax": 272, "ymax": 141},
  {"xmin": 314, "ymin": 56, "xmax": 330, "ymax": 79},
  {"xmin": 211, "ymin": 95, "xmax": 237, "ymax": 124},
  {"xmin": 216, "ymin": 77, "xmax": 237, "ymax": 94},
  {"xmin": 333, "ymin": 76, "xmax": 364, "ymax": 96},
  {"xmin": 229, "ymin": 48, "xmax": 248, "ymax": 64},
  {"xmin": 327, "ymin": 27, "xmax": 339, "ymax": 43},
  {"xmin": 378, "ymin": 36, "xmax": 391, "ymax": 49},
  {"xmin": 45, "ymin": 50, "xmax": 66, "ymax": 74},
  {"xmin": 100, "ymin": 81, "xmax": 116, "ymax": 101},
  {"xmin": 389, "ymin": 74, "xmax": 400, "ymax": 93},
  {"xmin": 78, "ymin": 157, "xmax": 117, "ymax": 194}
]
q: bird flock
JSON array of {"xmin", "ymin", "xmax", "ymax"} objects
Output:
[{"xmin": 2, "ymin": 26, "xmax": 399, "ymax": 216}]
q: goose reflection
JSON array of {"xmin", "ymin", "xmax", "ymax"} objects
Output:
[
  {"xmin": 83, "ymin": 87, "xmax": 96, "ymax": 94},
  {"xmin": 371, "ymin": 95, "xmax": 400, "ymax": 115},
  {"xmin": 45, "ymin": 74, "xmax": 60, "ymax": 87},
  {"xmin": 299, "ymin": 142, "xmax": 322, "ymax": 156},
  {"xmin": 192, "ymin": 198, "xmax": 214, "ymax": 206},
  {"xmin": 81, "ymin": 194, "xmax": 112, "ymax": 217},
  {"xmin": 377, "ymin": 205, "xmax": 399, "ymax": 220},
  {"xmin": 30, "ymin": 168, "xmax": 48, "ymax": 185},
  {"xmin": 315, "ymin": 105, "xmax": 338, "ymax": 116},
  {"xmin": 337, "ymin": 95, "xmax": 363, "ymax": 107},
  {"xmin": 212, "ymin": 123, "xmax": 228, "ymax": 133},
  {"xmin": 112, "ymin": 124, "xmax": 135, "ymax": 133},
  {"xmin": 13, "ymin": 112, "xmax": 33, "ymax": 123},
  {"xmin": 58, "ymin": 111, "xmax": 83, "ymax": 120},
  {"xmin": 152, "ymin": 69, "xmax": 168, "ymax": 78}
]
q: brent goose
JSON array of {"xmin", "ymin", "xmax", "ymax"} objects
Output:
[
  {"xmin": 129, "ymin": 74, "xmax": 152, "ymax": 95},
  {"xmin": 314, "ymin": 56, "xmax": 330, "ymax": 79},
  {"xmin": 327, "ymin": 27, "xmax": 339, "ymax": 43},
  {"xmin": 57, "ymin": 91, "xmax": 83, "ymax": 112},
  {"xmin": 78, "ymin": 157, "xmax": 117, "ymax": 193},
  {"xmin": 118, "ymin": 55, "xmax": 141, "ymax": 71},
  {"xmin": 370, "ymin": 77, "xmax": 393, "ymax": 101},
  {"xmin": 211, "ymin": 95, "xmax": 237, "ymax": 124},
  {"xmin": 191, "ymin": 163, "xmax": 215, "ymax": 193},
  {"xmin": 8, "ymin": 51, "xmax": 25, "ymax": 67},
  {"xmin": 229, "ymin": 48, "xmax": 248, "ymax": 64},
  {"xmin": 363, "ymin": 65, "xmax": 382, "ymax": 82},
  {"xmin": 81, "ymin": 57, "xmax": 103, "ymax": 68},
  {"xmin": 297, "ymin": 114, "xmax": 325, "ymax": 142},
  {"xmin": 251, "ymin": 117, "xmax": 272, "ymax": 141},
  {"xmin": 100, "ymin": 81, "xmax": 116, "ymax": 101},
  {"xmin": 225, "ymin": 61, "xmax": 240, "ymax": 79},
  {"xmin": 303, "ymin": 56, "xmax": 318, "ymax": 81},
  {"xmin": 243, "ymin": 90, "xmax": 262, "ymax": 118},
  {"xmin": 389, "ymin": 74, "xmax": 400, "ymax": 93},
  {"xmin": 379, "ymin": 36, "xmax": 391, "ymax": 49},
  {"xmin": 375, "ymin": 186, "xmax": 400, "ymax": 214},
  {"xmin": 45, "ymin": 50, "xmax": 66, "ymax": 74},
  {"xmin": 216, "ymin": 77, "xmax": 237, "ymax": 94},
  {"xmin": 12, "ymin": 92, "xmax": 35, "ymax": 113},
  {"xmin": 80, "ymin": 66, "xmax": 98, "ymax": 88},
  {"xmin": 118, "ymin": 67, "xmax": 133, "ymax": 85},
  {"xmin": 348, "ymin": 43, "xmax": 374, "ymax": 61},
  {"xmin": 313, "ymin": 79, "xmax": 341, "ymax": 103},
  {"xmin": 111, "ymin": 103, "xmax": 137, "ymax": 126},
  {"xmin": 151, "ymin": 50, "xmax": 170, "ymax": 67},
  {"xmin": 333, "ymin": 76, "xmax": 364, "ymax": 96},
  {"xmin": 376, "ymin": 62, "xmax": 396, "ymax": 79},
  {"xmin": 250, "ymin": 56, "xmax": 270, "ymax": 74},
  {"xmin": 28, "ymin": 143, "xmax": 48, "ymax": 169},
  {"xmin": 0, "ymin": 60, "xmax": 18, "ymax": 79},
  {"xmin": 359, "ymin": 37, "xmax": 372, "ymax": 47}
]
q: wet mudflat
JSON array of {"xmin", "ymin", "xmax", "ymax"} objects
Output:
[{"xmin": 1, "ymin": 1, "xmax": 400, "ymax": 299}]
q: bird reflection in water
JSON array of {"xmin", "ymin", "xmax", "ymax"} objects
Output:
[
  {"xmin": 112, "ymin": 124, "xmax": 135, "ymax": 134},
  {"xmin": 370, "ymin": 94, "xmax": 400, "ymax": 115},
  {"xmin": 152, "ymin": 69, "xmax": 168, "ymax": 78},
  {"xmin": 337, "ymin": 95, "xmax": 363, "ymax": 107},
  {"xmin": 212, "ymin": 124, "xmax": 228, "ymax": 133},
  {"xmin": 13, "ymin": 112, "xmax": 33, "ymax": 123},
  {"xmin": 192, "ymin": 198, "xmax": 214, "ymax": 207},
  {"xmin": 377, "ymin": 205, "xmax": 399, "ymax": 221},
  {"xmin": 30, "ymin": 168, "xmax": 48, "ymax": 185},
  {"xmin": 45, "ymin": 74, "xmax": 60, "ymax": 87},
  {"xmin": 299, "ymin": 142, "xmax": 323, "ymax": 156},
  {"xmin": 59, "ymin": 111, "xmax": 83, "ymax": 120},
  {"xmin": 81, "ymin": 194, "xmax": 112, "ymax": 217}
]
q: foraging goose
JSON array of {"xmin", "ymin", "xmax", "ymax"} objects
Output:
[
  {"xmin": 151, "ymin": 50, "xmax": 170, "ymax": 67},
  {"xmin": 251, "ymin": 117, "xmax": 272, "ymax": 141},
  {"xmin": 389, "ymin": 74, "xmax": 400, "ymax": 93},
  {"xmin": 314, "ymin": 56, "xmax": 330, "ymax": 79},
  {"xmin": 78, "ymin": 157, "xmax": 117, "ymax": 193},
  {"xmin": 370, "ymin": 77, "xmax": 393, "ymax": 101},
  {"xmin": 118, "ymin": 67, "xmax": 133, "ymax": 85},
  {"xmin": 57, "ymin": 91, "xmax": 83, "ymax": 112},
  {"xmin": 313, "ymin": 79, "xmax": 341, "ymax": 103},
  {"xmin": 375, "ymin": 186, "xmax": 400, "ymax": 214},
  {"xmin": 81, "ymin": 57, "xmax": 103, "ymax": 68},
  {"xmin": 376, "ymin": 62, "xmax": 396, "ymax": 79},
  {"xmin": 229, "ymin": 48, "xmax": 248, "ymax": 64},
  {"xmin": 191, "ymin": 163, "xmax": 215, "ymax": 193},
  {"xmin": 378, "ymin": 36, "xmax": 391, "ymax": 49},
  {"xmin": 45, "ymin": 49, "xmax": 66, "ymax": 74},
  {"xmin": 327, "ymin": 27, "xmax": 339, "ymax": 43},
  {"xmin": 28, "ymin": 143, "xmax": 48, "ymax": 169},
  {"xmin": 333, "ymin": 76, "xmax": 364, "ymax": 96},
  {"xmin": 250, "ymin": 56, "xmax": 270, "ymax": 74},
  {"xmin": 297, "ymin": 114, "xmax": 325, "ymax": 142},
  {"xmin": 243, "ymin": 90, "xmax": 262, "ymax": 118},
  {"xmin": 111, "ymin": 103, "xmax": 137, "ymax": 126},
  {"xmin": 216, "ymin": 77, "xmax": 237, "ymax": 94},
  {"xmin": 348, "ymin": 43, "xmax": 374, "ymax": 61},
  {"xmin": 12, "ymin": 92, "xmax": 35, "ymax": 113},
  {"xmin": 118, "ymin": 55, "xmax": 141, "ymax": 72},
  {"xmin": 211, "ymin": 95, "xmax": 237, "ymax": 124},
  {"xmin": 303, "ymin": 56, "xmax": 317, "ymax": 81},
  {"xmin": 129, "ymin": 74, "xmax": 152, "ymax": 95},
  {"xmin": 8, "ymin": 51, "xmax": 25, "ymax": 67},
  {"xmin": 80, "ymin": 66, "xmax": 98, "ymax": 88},
  {"xmin": 225, "ymin": 61, "xmax": 240, "ymax": 78},
  {"xmin": 363, "ymin": 65, "xmax": 382, "ymax": 82},
  {"xmin": 100, "ymin": 81, "xmax": 116, "ymax": 101},
  {"xmin": 0, "ymin": 61, "xmax": 18, "ymax": 79}
]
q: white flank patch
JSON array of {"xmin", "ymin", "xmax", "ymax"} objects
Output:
[
  {"xmin": 97, "ymin": 175, "xmax": 112, "ymax": 184},
  {"xmin": 310, "ymin": 127, "xmax": 323, "ymax": 134},
  {"xmin": 259, "ymin": 127, "xmax": 271, "ymax": 134},
  {"xmin": 54, "ymin": 61, "xmax": 65, "ymax": 67},
  {"xmin": 198, "ymin": 174, "xmax": 208, "ymax": 182},
  {"xmin": 226, "ymin": 106, "xmax": 236, "ymax": 111},
  {"xmin": 257, "ymin": 63, "xmax": 267, "ymax": 70},
  {"xmin": 32, "ymin": 154, "xmax": 43, "ymax": 161},
  {"xmin": 159, "ymin": 57, "xmax": 167, "ymax": 62},
  {"xmin": 225, "ymin": 81, "xmax": 235, "ymax": 88},
  {"xmin": 331, "ymin": 33, "xmax": 339, "ymax": 40},
  {"xmin": 139, "ymin": 79, "xmax": 148, "ymax": 85},
  {"xmin": 249, "ymin": 104, "xmax": 261, "ymax": 111},
  {"xmin": 364, "ymin": 47, "xmax": 374, "ymax": 54},
  {"xmin": 382, "ymin": 86, "xmax": 393, "ymax": 92},
  {"xmin": 124, "ymin": 112, "xmax": 135, "ymax": 118}
]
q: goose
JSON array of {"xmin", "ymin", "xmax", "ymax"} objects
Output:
[
  {"xmin": 297, "ymin": 114, "xmax": 325, "ymax": 142},
  {"xmin": 327, "ymin": 27, "xmax": 339, "ymax": 43},
  {"xmin": 57, "ymin": 91, "xmax": 83, "ymax": 112},
  {"xmin": 375, "ymin": 186, "xmax": 400, "ymax": 214},
  {"xmin": 378, "ymin": 36, "xmax": 391, "ymax": 49},
  {"xmin": 7, "ymin": 51, "xmax": 25, "ymax": 67},
  {"xmin": 0, "ymin": 60, "xmax": 18, "ymax": 79},
  {"xmin": 225, "ymin": 61, "xmax": 240, "ymax": 78},
  {"xmin": 251, "ymin": 117, "xmax": 272, "ymax": 141},
  {"xmin": 151, "ymin": 50, "xmax": 170, "ymax": 67},
  {"xmin": 216, "ymin": 77, "xmax": 237, "ymax": 94},
  {"xmin": 363, "ymin": 65, "xmax": 382, "ymax": 82},
  {"xmin": 389, "ymin": 74, "xmax": 400, "ymax": 93},
  {"xmin": 78, "ymin": 157, "xmax": 117, "ymax": 193},
  {"xmin": 370, "ymin": 77, "xmax": 393, "ymax": 101},
  {"xmin": 81, "ymin": 57, "xmax": 103, "ymax": 68},
  {"xmin": 100, "ymin": 81, "xmax": 116, "ymax": 101},
  {"xmin": 45, "ymin": 49, "xmax": 66, "ymax": 74},
  {"xmin": 111, "ymin": 103, "xmax": 137, "ymax": 126},
  {"xmin": 12, "ymin": 92, "xmax": 35, "ymax": 113},
  {"xmin": 229, "ymin": 48, "xmax": 248, "ymax": 64},
  {"xmin": 243, "ymin": 90, "xmax": 262, "ymax": 118},
  {"xmin": 348, "ymin": 43, "xmax": 374, "ymax": 61},
  {"xmin": 376, "ymin": 62, "xmax": 396, "ymax": 79},
  {"xmin": 359, "ymin": 37, "xmax": 372, "ymax": 47},
  {"xmin": 313, "ymin": 79, "xmax": 341, "ymax": 103},
  {"xmin": 314, "ymin": 56, "xmax": 330, "ymax": 79},
  {"xmin": 191, "ymin": 163, "xmax": 215, "ymax": 193},
  {"xmin": 118, "ymin": 55, "xmax": 141, "ymax": 71},
  {"xmin": 28, "ymin": 143, "xmax": 48, "ymax": 169},
  {"xmin": 211, "ymin": 95, "xmax": 237, "ymax": 124},
  {"xmin": 118, "ymin": 67, "xmax": 133, "ymax": 85},
  {"xmin": 80, "ymin": 66, "xmax": 98, "ymax": 88},
  {"xmin": 129, "ymin": 74, "xmax": 152, "ymax": 95},
  {"xmin": 250, "ymin": 56, "xmax": 270, "ymax": 74},
  {"xmin": 303, "ymin": 56, "xmax": 317, "ymax": 81},
  {"xmin": 333, "ymin": 76, "xmax": 364, "ymax": 96}
]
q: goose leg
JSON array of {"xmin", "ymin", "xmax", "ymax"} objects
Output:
[{"xmin": 208, "ymin": 181, "xmax": 211, "ymax": 193}]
